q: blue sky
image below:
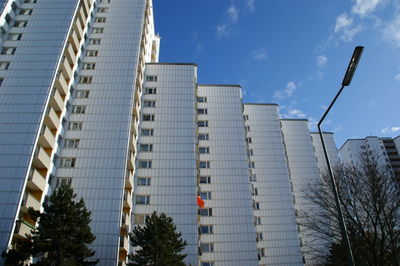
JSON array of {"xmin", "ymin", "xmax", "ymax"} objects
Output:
[{"xmin": 153, "ymin": 0, "xmax": 400, "ymax": 146}]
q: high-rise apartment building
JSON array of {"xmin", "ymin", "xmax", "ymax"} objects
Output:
[
  {"xmin": 0, "ymin": 0, "xmax": 341, "ymax": 265},
  {"xmin": 340, "ymin": 135, "xmax": 400, "ymax": 181}
]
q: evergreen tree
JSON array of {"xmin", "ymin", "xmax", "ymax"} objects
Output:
[
  {"xmin": 128, "ymin": 212, "xmax": 187, "ymax": 266},
  {"xmin": 2, "ymin": 184, "xmax": 98, "ymax": 265}
]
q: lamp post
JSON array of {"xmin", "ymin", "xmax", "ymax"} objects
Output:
[{"xmin": 318, "ymin": 46, "xmax": 364, "ymax": 266}]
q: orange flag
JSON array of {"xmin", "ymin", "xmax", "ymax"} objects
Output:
[{"xmin": 197, "ymin": 196, "xmax": 205, "ymax": 208}]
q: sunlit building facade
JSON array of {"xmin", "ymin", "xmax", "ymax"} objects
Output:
[{"xmin": 0, "ymin": 0, "xmax": 340, "ymax": 265}]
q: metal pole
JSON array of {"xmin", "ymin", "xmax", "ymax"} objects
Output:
[{"xmin": 318, "ymin": 85, "xmax": 355, "ymax": 266}]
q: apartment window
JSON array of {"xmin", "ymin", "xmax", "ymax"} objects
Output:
[
  {"xmin": 249, "ymin": 162, "xmax": 255, "ymax": 168},
  {"xmin": 199, "ymin": 161, "xmax": 210, "ymax": 168},
  {"xmin": 139, "ymin": 144, "xmax": 153, "ymax": 152},
  {"xmin": 199, "ymin": 225, "xmax": 213, "ymax": 234},
  {"xmin": 95, "ymin": 17, "xmax": 107, "ymax": 23},
  {"xmin": 134, "ymin": 214, "xmax": 150, "ymax": 224},
  {"xmin": 198, "ymin": 134, "xmax": 209, "ymax": 140},
  {"xmin": 200, "ymin": 243, "xmax": 214, "ymax": 253},
  {"xmin": 245, "ymin": 126, "xmax": 250, "ymax": 132},
  {"xmin": 68, "ymin": 122, "xmax": 83, "ymax": 130},
  {"xmin": 200, "ymin": 192, "xmax": 211, "ymax": 200},
  {"xmin": 246, "ymin": 137, "xmax": 252, "ymax": 144},
  {"xmin": 55, "ymin": 177, "xmax": 72, "ymax": 188},
  {"xmin": 136, "ymin": 195, "xmax": 150, "ymax": 205},
  {"xmin": 79, "ymin": 76, "xmax": 93, "ymax": 84},
  {"xmin": 138, "ymin": 160, "xmax": 152, "ymax": 168},
  {"xmin": 145, "ymin": 75, "xmax": 157, "ymax": 82},
  {"xmin": 197, "ymin": 108, "xmax": 207, "ymax": 115},
  {"xmin": 89, "ymin": 38, "xmax": 101, "ymax": 45},
  {"xmin": 142, "ymin": 114, "xmax": 155, "ymax": 121},
  {"xmin": 199, "ymin": 208, "xmax": 212, "ymax": 216},
  {"xmin": 249, "ymin": 175, "xmax": 257, "ymax": 182},
  {"xmin": 71, "ymin": 105, "xmax": 86, "ymax": 114},
  {"xmin": 18, "ymin": 9, "xmax": 33, "ymax": 15},
  {"xmin": 14, "ymin": 21, "xmax": 28, "ymax": 27},
  {"xmin": 252, "ymin": 187, "xmax": 258, "ymax": 196},
  {"xmin": 253, "ymin": 201, "xmax": 260, "ymax": 210},
  {"xmin": 244, "ymin": 115, "xmax": 249, "ymax": 120},
  {"xmin": 256, "ymin": 232, "xmax": 263, "ymax": 242},
  {"xmin": 24, "ymin": 0, "xmax": 37, "ymax": 3},
  {"xmin": 198, "ymin": 121, "xmax": 208, "ymax": 127},
  {"xmin": 60, "ymin": 158, "xmax": 76, "ymax": 168},
  {"xmin": 143, "ymin": 100, "xmax": 156, "ymax": 107},
  {"xmin": 141, "ymin": 129, "xmax": 154, "ymax": 136},
  {"xmin": 137, "ymin": 177, "xmax": 151, "ymax": 186},
  {"xmin": 8, "ymin": 33, "xmax": 22, "ymax": 41},
  {"xmin": 360, "ymin": 145, "xmax": 366, "ymax": 149},
  {"xmin": 99, "ymin": 0, "xmax": 111, "ymax": 3},
  {"xmin": 254, "ymin": 216, "xmax": 261, "ymax": 225},
  {"xmin": 76, "ymin": 90, "xmax": 90, "ymax": 98},
  {"xmin": 0, "ymin": 62, "xmax": 10, "ymax": 70},
  {"xmin": 197, "ymin": 97, "xmax": 207, "ymax": 103},
  {"xmin": 144, "ymin": 87, "xmax": 156, "ymax": 94},
  {"xmin": 83, "ymin": 63, "xmax": 96, "ymax": 70},
  {"xmin": 199, "ymin": 147, "xmax": 209, "ymax": 154},
  {"xmin": 1, "ymin": 47, "xmax": 16, "ymax": 55},
  {"xmin": 97, "ymin": 7, "xmax": 109, "ymax": 13},
  {"xmin": 201, "ymin": 262, "xmax": 214, "ymax": 266},
  {"xmin": 247, "ymin": 149, "xmax": 253, "ymax": 156},
  {"xmin": 86, "ymin": 50, "xmax": 98, "ymax": 57},
  {"xmin": 199, "ymin": 176, "xmax": 211, "ymax": 184},
  {"xmin": 0, "ymin": 78, "xmax": 3, "ymax": 86},
  {"xmin": 64, "ymin": 139, "xmax": 80, "ymax": 149},
  {"xmin": 91, "ymin": 27, "xmax": 104, "ymax": 34},
  {"xmin": 257, "ymin": 248, "xmax": 265, "ymax": 260}
]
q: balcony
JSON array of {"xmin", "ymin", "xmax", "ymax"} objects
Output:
[
  {"xmin": 68, "ymin": 29, "xmax": 80, "ymax": 52},
  {"xmin": 54, "ymin": 71, "xmax": 69, "ymax": 96},
  {"xmin": 60, "ymin": 56, "xmax": 73, "ymax": 80},
  {"xmin": 129, "ymin": 139, "xmax": 136, "ymax": 154},
  {"xmin": 119, "ymin": 235, "xmax": 129, "ymax": 254},
  {"xmin": 73, "ymin": 18, "xmax": 84, "ymax": 40},
  {"xmin": 27, "ymin": 168, "xmax": 46, "ymax": 192},
  {"xmin": 125, "ymin": 171, "xmax": 133, "ymax": 190},
  {"xmin": 14, "ymin": 220, "xmax": 35, "ymax": 239},
  {"xmin": 20, "ymin": 192, "xmax": 41, "ymax": 213},
  {"xmin": 43, "ymin": 106, "xmax": 60, "ymax": 130},
  {"xmin": 32, "ymin": 146, "xmax": 51, "ymax": 169},
  {"xmin": 132, "ymin": 101, "xmax": 140, "ymax": 118},
  {"xmin": 123, "ymin": 190, "xmax": 132, "ymax": 210},
  {"xmin": 120, "ymin": 213, "xmax": 130, "ymax": 236},
  {"xmin": 38, "ymin": 126, "xmax": 55, "ymax": 149},
  {"xmin": 82, "ymin": 0, "xmax": 90, "ymax": 17},
  {"xmin": 78, "ymin": 5, "xmax": 87, "ymax": 23},
  {"xmin": 49, "ymin": 88, "xmax": 64, "ymax": 112},
  {"xmin": 131, "ymin": 117, "xmax": 138, "ymax": 138},
  {"xmin": 65, "ymin": 43, "xmax": 77, "ymax": 66},
  {"xmin": 127, "ymin": 152, "xmax": 135, "ymax": 170}
]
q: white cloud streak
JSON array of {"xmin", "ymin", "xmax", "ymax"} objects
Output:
[
  {"xmin": 316, "ymin": 55, "xmax": 328, "ymax": 66},
  {"xmin": 383, "ymin": 16, "xmax": 400, "ymax": 47},
  {"xmin": 335, "ymin": 13, "xmax": 353, "ymax": 33},
  {"xmin": 273, "ymin": 82, "xmax": 297, "ymax": 99},
  {"xmin": 227, "ymin": 5, "xmax": 239, "ymax": 23},
  {"xmin": 381, "ymin": 126, "xmax": 400, "ymax": 133},
  {"xmin": 251, "ymin": 47, "xmax": 268, "ymax": 61},
  {"xmin": 352, "ymin": 0, "xmax": 383, "ymax": 16}
]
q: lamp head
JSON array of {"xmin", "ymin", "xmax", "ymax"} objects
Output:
[{"xmin": 342, "ymin": 46, "xmax": 364, "ymax": 86}]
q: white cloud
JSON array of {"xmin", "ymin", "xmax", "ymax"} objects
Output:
[
  {"xmin": 288, "ymin": 109, "xmax": 307, "ymax": 118},
  {"xmin": 396, "ymin": 73, "xmax": 400, "ymax": 81},
  {"xmin": 227, "ymin": 6, "xmax": 239, "ymax": 23},
  {"xmin": 246, "ymin": 0, "xmax": 255, "ymax": 11},
  {"xmin": 335, "ymin": 13, "xmax": 353, "ymax": 33},
  {"xmin": 381, "ymin": 126, "xmax": 400, "ymax": 133},
  {"xmin": 273, "ymin": 81, "xmax": 297, "ymax": 99},
  {"xmin": 216, "ymin": 24, "xmax": 232, "ymax": 39},
  {"xmin": 251, "ymin": 47, "xmax": 268, "ymax": 61},
  {"xmin": 352, "ymin": 0, "xmax": 383, "ymax": 16},
  {"xmin": 383, "ymin": 16, "xmax": 400, "ymax": 47},
  {"xmin": 316, "ymin": 55, "xmax": 328, "ymax": 66}
]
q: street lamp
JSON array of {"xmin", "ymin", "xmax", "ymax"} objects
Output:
[{"xmin": 318, "ymin": 46, "xmax": 364, "ymax": 266}]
